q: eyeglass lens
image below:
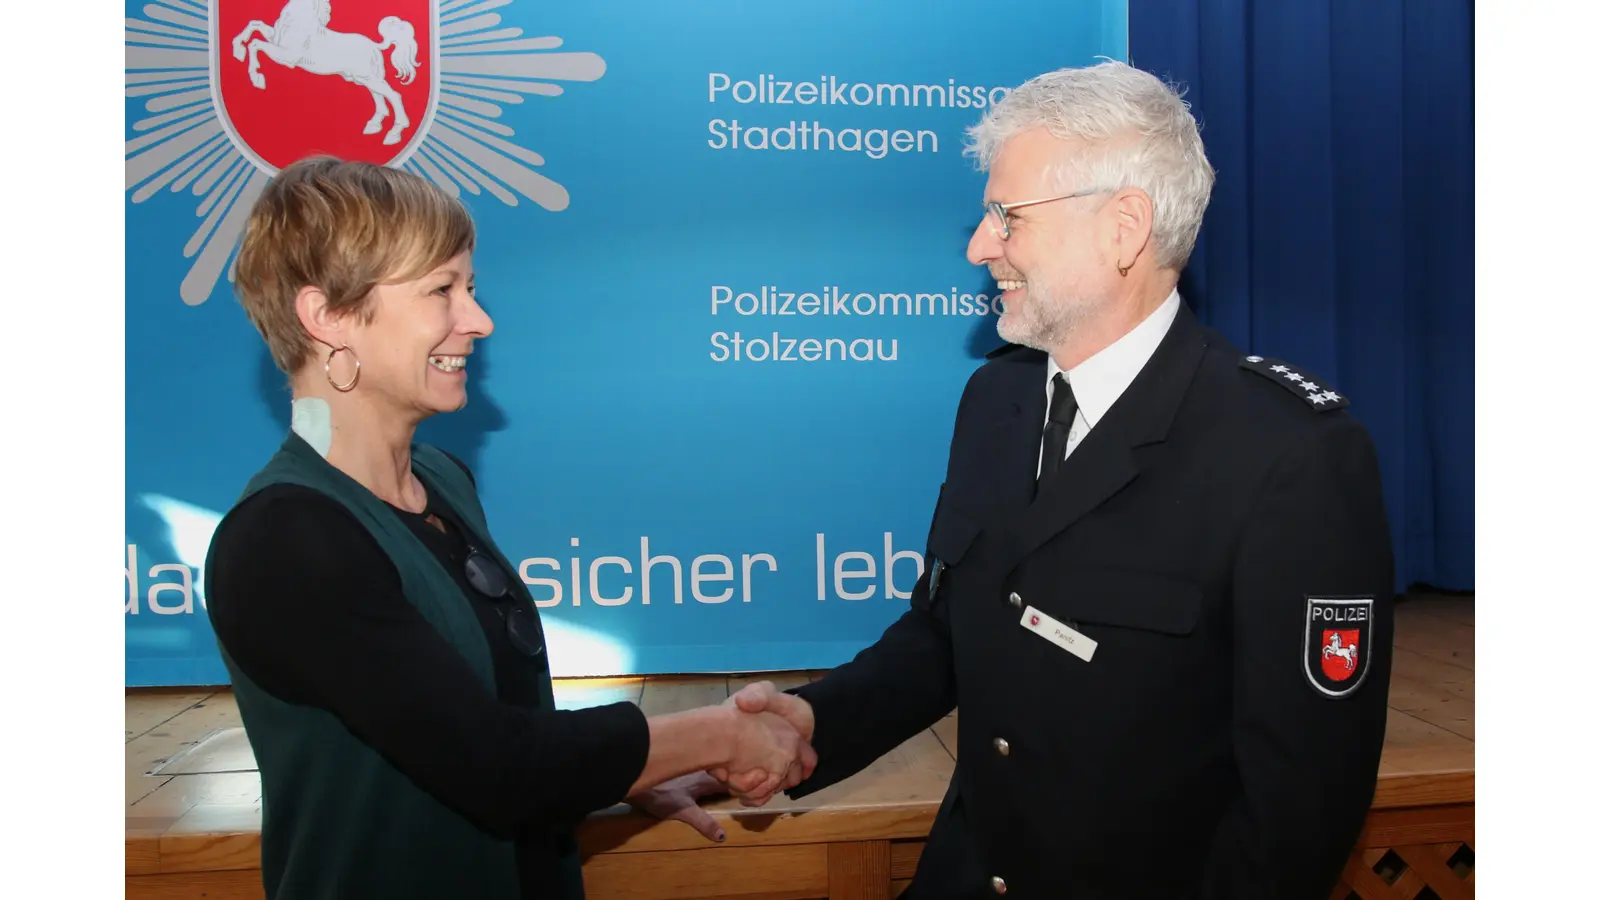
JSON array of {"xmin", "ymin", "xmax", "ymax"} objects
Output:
[{"xmin": 986, "ymin": 202, "xmax": 1010, "ymax": 239}]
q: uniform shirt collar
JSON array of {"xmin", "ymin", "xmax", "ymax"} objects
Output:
[{"xmin": 1047, "ymin": 288, "xmax": 1181, "ymax": 427}]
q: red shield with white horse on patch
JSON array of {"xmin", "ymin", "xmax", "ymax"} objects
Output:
[
  {"xmin": 211, "ymin": 0, "xmax": 437, "ymax": 171},
  {"xmin": 1302, "ymin": 597, "xmax": 1375, "ymax": 698},
  {"xmin": 1319, "ymin": 629, "xmax": 1361, "ymax": 680}
]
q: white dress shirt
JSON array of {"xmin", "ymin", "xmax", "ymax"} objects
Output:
[{"xmin": 1036, "ymin": 289, "xmax": 1182, "ymax": 478}]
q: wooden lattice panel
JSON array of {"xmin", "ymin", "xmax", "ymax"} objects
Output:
[{"xmin": 1329, "ymin": 838, "xmax": 1474, "ymax": 899}]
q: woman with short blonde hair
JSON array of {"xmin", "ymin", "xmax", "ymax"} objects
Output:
[{"xmin": 205, "ymin": 156, "xmax": 810, "ymax": 900}]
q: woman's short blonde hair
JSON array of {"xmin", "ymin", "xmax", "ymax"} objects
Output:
[{"xmin": 234, "ymin": 156, "xmax": 476, "ymax": 374}]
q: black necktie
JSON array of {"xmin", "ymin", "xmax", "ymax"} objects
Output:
[{"xmin": 1038, "ymin": 373, "xmax": 1077, "ymax": 490}]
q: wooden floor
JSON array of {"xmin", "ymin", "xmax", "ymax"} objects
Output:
[{"xmin": 126, "ymin": 595, "xmax": 1474, "ymax": 899}]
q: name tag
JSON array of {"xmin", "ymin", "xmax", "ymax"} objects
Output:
[{"xmin": 1021, "ymin": 606, "xmax": 1097, "ymax": 662}]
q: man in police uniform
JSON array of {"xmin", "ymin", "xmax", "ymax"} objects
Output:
[{"xmin": 730, "ymin": 60, "xmax": 1395, "ymax": 899}]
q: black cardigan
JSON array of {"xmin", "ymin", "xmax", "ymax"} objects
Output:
[{"xmin": 206, "ymin": 446, "xmax": 650, "ymax": 898}]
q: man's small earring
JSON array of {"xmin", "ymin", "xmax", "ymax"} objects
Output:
[{"xmin": 1117, "ymin": 262, "xmax": 1132, "ymax": 277}]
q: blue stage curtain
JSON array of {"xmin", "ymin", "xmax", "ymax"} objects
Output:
[{"xmin": 1129, "ymin": 0, "xmax": 1474, "ymax": 591}]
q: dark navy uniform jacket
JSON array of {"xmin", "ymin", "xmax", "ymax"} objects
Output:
[{"xmin": 788, "ymin": 301, "xmax": 1394, "ymax": 900}]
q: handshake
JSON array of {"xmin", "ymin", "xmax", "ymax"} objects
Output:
[
  {"xmin": 710, "ymin": 681, "xmax": 818, "ymax": 807},
  {"xmin": 626, "ymin": 681, "xmax": 820, "ymax": 842}
]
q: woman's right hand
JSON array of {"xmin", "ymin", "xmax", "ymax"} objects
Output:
[{"xmin": 723, "ymin": 708, "xmax": 816, "ymax": 801}]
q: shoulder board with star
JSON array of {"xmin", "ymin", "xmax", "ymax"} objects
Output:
[{"xmin": 1239, "ymin": 355, "xmax": 1349, "ymax": 411}]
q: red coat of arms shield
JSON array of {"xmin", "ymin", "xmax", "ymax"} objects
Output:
[
  {"xmin": 1319, "ymin": 629, "xmax": 1361, "ymax": 681},
  {"xmin": 212, "ymin": 0, "xmax": 437, "ymax": 172}
]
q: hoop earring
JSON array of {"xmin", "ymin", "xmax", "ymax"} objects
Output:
[
  {"xmin": 326, "ymin": 345, "xmax": 360, "ymax": 392},
  {"xmin": 1117, "ymin": 262, "xmax": 1132, "ymax": 277}
]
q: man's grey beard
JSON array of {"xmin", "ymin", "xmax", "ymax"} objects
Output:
[{"xmin": 995, "ymin": 278, "xmax": 1104, "ymax": 351}]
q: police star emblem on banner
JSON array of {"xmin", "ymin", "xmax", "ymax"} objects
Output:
[{"xmin": 124, "ymin": 0, "xmax": 607, "ymax": 307}]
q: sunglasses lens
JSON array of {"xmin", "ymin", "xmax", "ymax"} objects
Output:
[
  {"xmin": 465, "ymin": 552, "xmax": 508, "ymax": 598},
  {"xmin": 505, "ymin": 607, "xmax": 544, "ymax": 657},
  {"xmin": 463, "ymin": 548, "xmax": 542, "ymax": 657}
]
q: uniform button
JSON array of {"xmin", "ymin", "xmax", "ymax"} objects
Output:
[
  {"xmin": 993, "ymin": 737, "xmax": 1010, "ymax": 756},
  {"xmin": 991, "ymin": 876, "xmax": 1007, "ymax": 894},
  {"xmin": 1008, "ymin": 592, "xmax": 1022, "ymax": 608}
]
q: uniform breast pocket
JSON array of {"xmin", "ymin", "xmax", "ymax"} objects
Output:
[
  {"xmin": 913, "ymin": 487, "xmax": 986, "ymax": 616},
  {"xmin": 1015, "ymin": 568, "xmax": 1206, "ymax": 669}
]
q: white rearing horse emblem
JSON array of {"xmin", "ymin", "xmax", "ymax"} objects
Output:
[
  {"xmin": 1322, "ymin": 631, "xmax": 1358, "ymax": 671},
  {"xmin": 230, "ymin": 0, "xmax": 421, "ymax": 146}
]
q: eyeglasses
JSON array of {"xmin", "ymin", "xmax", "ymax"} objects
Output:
[
  {"xmin": 464, "ymin": 545, "xmax": 545, "ymax": 658},
  {"xmin": 984, "ymin": 189, "xmax": 1107, "ymax": 240}
]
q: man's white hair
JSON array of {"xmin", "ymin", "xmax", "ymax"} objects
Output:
[{"xmin": 965, "ymin": 60, "xmax": 1216, "ymax": 271}]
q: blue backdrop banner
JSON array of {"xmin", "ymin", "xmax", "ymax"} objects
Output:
[{"xmin": 125, "ymin": 0, "xmax": 1129, "ymax": 686}]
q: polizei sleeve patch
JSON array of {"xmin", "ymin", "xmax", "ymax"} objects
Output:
[
  {"xmin": 1303, "ymin": 596, "xmax": 1375, "ymax": 698},
  {"xmin": 1239, "ymin": 355, "xmax": 1350, "ymax": 411}
]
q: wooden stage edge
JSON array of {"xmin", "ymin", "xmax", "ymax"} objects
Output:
[{"xmin": 126, "ymin": 595, "xmax": 1475, "ymax": 900}]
